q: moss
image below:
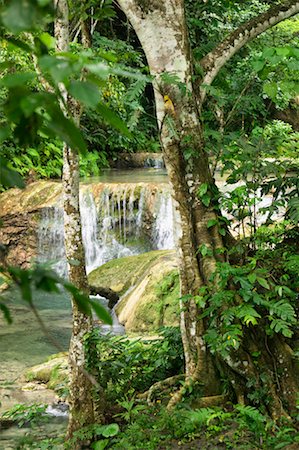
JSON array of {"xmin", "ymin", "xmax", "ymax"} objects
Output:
[
  {"xmin": 88, "ymin": 249, "xmax": 173, "ymax": 295},
  {"xmin": 132, "ymin": 270, "xmax": 180, "ymax": 332},
  {"xmin": 25, "ymin": 356, "xmax": 68, "ymax": 384},
  {"xmin": 0, "ymin": 181, "xmax": 62, "ymax": 216}
]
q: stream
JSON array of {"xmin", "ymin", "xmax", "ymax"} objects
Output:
[{"xmin": 0, "ymin": 168, "xmax": 174, "ymax": 447}]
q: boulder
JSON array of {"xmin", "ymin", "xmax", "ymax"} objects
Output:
[
  {"xmin": 25, "ymin": 353, "xmax": 68, "ymax": 392},
  {"xmin": 88, "ymin": 250, "xmax": 180, "ymax": 332}
]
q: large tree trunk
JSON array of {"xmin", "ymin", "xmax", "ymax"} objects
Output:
[
  {"xmin": 117, "ymin": 0, "xmax": 299, "ymax": 415},
  {"xmin": 54, "ymin": 0, "xmax": 94, "ymax": 440},
  {"xmin": 117, "ymin": 0, "xmax": 223, "ymax": 395}
]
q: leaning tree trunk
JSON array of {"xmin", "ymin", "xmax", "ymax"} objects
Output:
[
  {"xmin": 117, "ymin": 0, "xmax": 299, "ymax": 415},
  {"xmin": 54, "ymin": 0, "xmax": 94, "ymax": 439},
  {"xmin": 117, "ymin": 0, "xmax": 224, "ymax": 398}
]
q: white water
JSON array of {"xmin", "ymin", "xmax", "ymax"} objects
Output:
[
  {"xmin": 38, "ymin": 207, "xmax": 67, "ymax": 277},
  {"xmin": 37, "ymin": 183, "xmax": 175, "ymax": 276},
  {"xmin": 152, "ymin": 191, "xmax": 175, "ymax": 250},
  {"xmin": 80, "ymin": 190, "xmax": 105, "ymax": 273}
]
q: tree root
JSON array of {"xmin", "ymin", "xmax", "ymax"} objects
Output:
[{"xmin": 138, "ymin": 375, "xmax": 184, "ymax": 406}]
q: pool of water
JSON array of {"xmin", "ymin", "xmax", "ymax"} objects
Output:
[
  {"xmin": 0, "ymin": 289, "xmax": 72, "ymax": 386},
  {"xmin": 83, "ymin": 168, "xmax": 169, "ymax": 184},
  {"xmin": 0, "ymin": 289, "xmax": 72, "ymax": 446},
  {"xmin": 0, "ymin": 415, "xmax": 67, "ymax": 449}
]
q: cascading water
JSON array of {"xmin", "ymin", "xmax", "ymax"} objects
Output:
[
  {"xmin": 37, "ymin": 182, "xmax": 175, "ymax": 278},
  {"xmin": 80, "ymin": 190, "xmax": 103, "ymax": 273},
  {"xmin": 152, "ymin": 191, "xmax": 175, "ymax": 250},
  {"xmin": 37, "ymin": 207, "xmax": 67, "ymax": 277}
]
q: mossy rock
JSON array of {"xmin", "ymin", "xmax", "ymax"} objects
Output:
[
  {"xmin": 25, "ymin": 355, "xmax": 68, "ymax": 391},
  {"xmin": 88, "ymin": 249, "xmax": 175, "ymax": 296},
  {"xmin": 88, "ymin": 249, "xmax": 180, "ymax": 332},
  {"xmin": 0, "ymin": 181, "xmax": 62, "ymax": 216},
  {"xmin": 117, "ymin": 259, "xmax": 180, "ymax": 333}
]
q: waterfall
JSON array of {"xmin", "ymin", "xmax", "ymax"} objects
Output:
[
  {"xmin": 80, "ymin": 191, "xmax": 103, "ymax": 273},
  {"xmin": 37, "ymin": 207, "xmax": 67, "ymax": 277},
  {"xmin": 37, "ymin": 182, "xmax": 175, "ymax": 277},
  {"xmin": 152, "ymin": 191, "xmax": 175, "ymax": 250}
]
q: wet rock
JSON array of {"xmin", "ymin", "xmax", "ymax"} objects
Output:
[{"xmin": 89, "ymin": 285, "xmax": 119, "ymax": 309}]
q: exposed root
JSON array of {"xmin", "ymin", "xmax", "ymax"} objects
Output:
[
  {"xmin": 138, "ymin": 375, "xmax": 184, "ymax": 406},
  {"xmin": 167, "ymin": 376, "xmax": 194, "ymax": 410}
]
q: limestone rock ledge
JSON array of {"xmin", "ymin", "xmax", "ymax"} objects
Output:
[{"xmin": 88, "ymin": 250, "xmax": 180, "ymax": 333}]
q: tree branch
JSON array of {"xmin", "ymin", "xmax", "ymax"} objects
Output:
[{"xmin": 199, "ymin": 0, "xmax": 299, "ymax": 105}]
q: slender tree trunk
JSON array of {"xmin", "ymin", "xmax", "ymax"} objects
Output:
[
  {"xmin": 118, "ymin": 0, "xmax": 299, "ymax": 414},
  {"xmin": 54, "ymin": 0, "xmax": 94, "ymax": 440}
]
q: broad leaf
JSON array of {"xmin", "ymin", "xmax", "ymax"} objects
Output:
[
  {"xmin": 0, "ymin": 157, "xmax": 25, "ymax": 188},
  {"xmin": 69, "ymin": 81, "xmax": 101, "ymax": 109},
  {"xmin": 97, "ymin": 103, "xmax": 132, "ymax": 138},
  {"xmin": 0, "ymin": 73, "xmax": 36, "ymax": 88},
  {"xmin": 101, "ymin": 423, "xmax": 119, "ymax": 438},
  {"xmin": 89, "ymin": 300, "xmax": 112, "ymax": 325}
]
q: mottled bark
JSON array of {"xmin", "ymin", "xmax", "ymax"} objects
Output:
[
  {"xmin": 81, "ymin": 18, "xmax": 92, "ymax": 48},
  {"xmin": 117, "ymin": 0, "xmax": 222, "ymax": 387},
  {"xmin": 54, "ymin": 0, "xmax": 94, "ymax": 441},
  {"xmin": 118, "ymin": 0, "xmax": 299, "ymax": 414}
]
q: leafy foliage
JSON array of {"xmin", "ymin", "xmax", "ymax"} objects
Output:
[
  {"xmin": 1, "ymin": 403, "xmax": 48, "ymax": 428},
  {"xmin": 65, "ymin": 423, "xmax": 119, "ymax": 450},
  {"xmin": 110, "ymin": 403, "xmax": 299, "ymax": 450},
  {"xmin": 85, "ymin": 327, "xmax": 184, "ymax": 401},
  {"xmin": 201, "ymin": 232, "xmax": 298, "ymax": 359}
]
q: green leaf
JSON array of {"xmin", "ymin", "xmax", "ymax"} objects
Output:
[
  {"xmin": 86, "ymin": 62, "xmax": 110, "ymax": 80},
  {"xmin": 1, "ymin": 0, "xmax": 33, "ymax": 32},
  {"xmin": 257, "ymin": 277, "xmax": 270, "ymax": 290},
  {"xmin": 38, "ymin": 55, "xmax": 73, "ymax": 84},
  {"xmin": 101, "ymin": 423, "xmax": 119, "ymax": 438},
  {"xmin": 201, "ymin": 193, "xmax": 211, "ymax": 207},
  {"xmin": 269, "ymin": 300, "xmax": 295, "ymax": 322},
  {"xmin": 45, "ymin": 107, "xmax": 87, "ymax": 154},
  {"xmin": 275, "ymin": 47, "xmax": 290, "ymax": 57},
  {"xmin": 244, "ymin": 315, "xmax": 258, "ymax": 326},
  {"xmin": 97, "ymin": 103, "xmax": 132, "ymax": 138},
  {"xmin": 263, "ymin": 83, "xmax": 278, "ymax": 100},
  {"xmin": 0, "ymin": 302, "xmax": 12, "ymax": 324},
  {"xmin": 69, "ymin": 81, "xmax": 101, "ymax": 109},
  {"xmin": 263, "ymin": 48, "xmax": 275, "ymax": 59},
  {"xmin": 89, "ymin": 300, "xmax": 112, "ymax": 325},
  {"xmin": 38, "ymin": 32, "xmax": 55, "ymax": 49},
  {"xmin": 248, "ymin": 273, "xmax": 256, "ymax": 284},
  {"xmin": 0, "ymin": 157, "xmax": 25, "ymax": 189},
  {"xmin": 0, "ymin": 73, "xmax": 36, "ymax": 88},
  {"xmin": 1, "ymin": 0, "xmax": 49, "ymax": 33},
  {"xmin": 252, "ymin": 59, "xmax": 265, "ymax": 72},
  {"xmin": 92, "ymin": 440, "xmax": 109, "ymax": 450},
  {"xmin": 207, "ymin": 219, "xmax": 218, "ymax": 229},
  {"xmin": 198, "ymin": 183, "xmax": 208, "ymax": 197},
  {"xmin": 64, "ymin": 283, "xmax": 91, "ymax": 315}
]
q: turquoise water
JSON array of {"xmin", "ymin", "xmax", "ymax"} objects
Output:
[
  {"xmin": 0, "ymin": 289, "xmax": 71, "ymax": 446},
  {"xmin": 0, "ymin": 289, "xmax": 72, "ymax": 384}
]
